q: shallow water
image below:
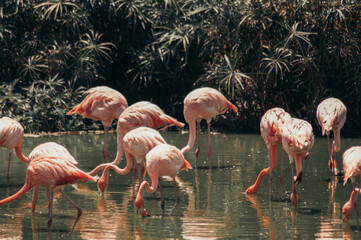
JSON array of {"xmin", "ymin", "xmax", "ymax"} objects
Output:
[{"xmin": 0, "ymin": 130, "xmax": 360, "ymax": 239}]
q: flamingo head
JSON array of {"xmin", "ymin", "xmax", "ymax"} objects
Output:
[
  {"xmin": 97, "ymin": 175, "xmax": 108, "ymax": 196},
  {"xmin": 342, "ymin": 200, "xmax": 353, "ymax": 222},
  {"xmin": 322, "ymin": 117, "xmax": 332, "ymax": 136},
  {"xmin": 294, "ymin": 171, "xmax": 303, "ymax": 185},
  {"xmin": 135, "ymin": 193, "xmax": 149, "ymax": 217}
]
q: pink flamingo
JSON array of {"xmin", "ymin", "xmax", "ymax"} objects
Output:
[
  {"xmin": 0, "ymin": 117, "xmax": 29, "ymax": 181},
  {"xmin": 97, "ymin": 127, "xmax": 167, "ymax": 195},
  {"xmin": 135, "ymin": 144, "xmax": 192, "ymax": 217},
  {"xmin": 342, "ymin": 188, "xmax": 361, "ymax": 223},
  {"xmin": 316, "ymin": 97, "xmax": 346, "ymax": 175},
  {"xmin": 0, "ymin": 154, "xmax": 98, "ymax": 231},
  {"xmin": 282, "ymin": 118, "xmax": 314, "ymax": 205},
  {"xmin": 246, "ymin": 108, "xmax": 291, "ymax": 198},
  {"xmin": 88, "ymin": 101, "xmax": 184, "ymax": 177},
  {"xmin": 181, "ymin": 87, "xmax": 237, "ymax": 162},
  {"xmin": 66, "ymin": 86, "xmax": 128, "ymax": 161},
  {"xmin": 342, "ymin": 146, "xmax": 361, "ymax": 224},
  {"xmin": 28, "ymin": 142, "xmax": 78, "ymax": 212}
]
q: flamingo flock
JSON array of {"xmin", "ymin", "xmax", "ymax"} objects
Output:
[{"xmin": 0, "ymin": 86, "xmax": 359, "ymax": 231}]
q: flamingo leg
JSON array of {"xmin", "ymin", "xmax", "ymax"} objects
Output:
[
  {"xmin": 195, "ymin": 121, "xmax": 201, "ymax": 163},
  {"xmin": 268, "ymin": 149, "xmax": 272, "ymax": 201},
  {"xmin": 330, "ymin": 141, "xmax": 339, "ymax": 175},
  {"xmin": 327, "ymin": 133, "xmax": 332, "ymax": 178},
  {"xmin": 207, "ymin": 120, "xmax": 212, "ymax": 164},
  {"xmin": 102, "ymin": 126, "xmax": 110, "ymax": 162},
  {"xmin": 158, "ymin": 177, "xmax": 165, "ymax": 216},
  {"xmin": 327, "ymin": 134, "xmax": 339, "ymax": 177},
  {"xmin": 47, "ymin": 189, "xmax": 54, "ymax": 230},
  {"xmin": 7, "ymin": 151, "xmax": 11, "ymax": 182},
  {"xmin": 59, "ymin": 188, "xmax": 82, "ymax": 232},
  {"xmin": 279, "ymin": 150, "xmax": 284, "ymax": 200},
  {"xmin": 132, "ymin": 158, "xmax": 138, "ymax": 194},
  {"xmin": 169, "ymin": 179, "xmax": 181, "ymax": 216},
  {"xmin": 354, "ymin": 186, "xmax": 360, "ymax": 228},
  {"xmin": 290, "ymin": 163, "xmax": 298, "ymax": 206},
  {"xmin": 268, "ymin": 145, "xmax": 278, "ymax": 201},
  {"xmin": 137, "ymin": 162, "xmax": 145, "ymax": 190},
  {"xmin": 31, "ymin": 186, "xmax": 40, "ymax": 212}
]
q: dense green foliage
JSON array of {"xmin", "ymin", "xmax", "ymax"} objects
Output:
[{"xmin": 0, "ymin": 0, "xmax": 360, "ymax": 135}]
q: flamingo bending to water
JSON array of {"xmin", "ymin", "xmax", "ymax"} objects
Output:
[
  {"xmin": 246, "ymin": 108, "xmax": 291, "ymax": 198},
  {"xmin": 28, "ymin": 142, "xmax": 78, "ymax": 212},
  {"xmin": 282, "ymin": 118, "xmax": 314, "ymax": 205},
  {"xmin": 67, "ymin": 86, "xmax": 128, "ymax": 161},
  {"xmin": 135, "ymin": 144, "xmax": 192, "ymax": 217},
  {"xmin": 342, "ymin": 188, "xmax": 361, "ymax": 223},
  {"xmin": 316, "ymin": 97, "xmax": 346, "ymax": 175},
  {"xmin": 97, "ymin": 127, "xmax": 167, "ymax": 194},
  {"xmin": 0, "ymin": 155, "xmax": 97, "ymax": 231},
  {"xmin": 342, "ymin": 146, "xmax": 361, "ymax": 224},
  {"xmin": 88, "ymin": 101, "xmax": 184, "ymax": 177},
  {"xmin": 181, "ymin": 87, "xmax": 237, "ymax": 163}
]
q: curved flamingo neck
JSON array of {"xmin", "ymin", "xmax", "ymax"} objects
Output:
[
  {"xmin": 14, "ymin": 145, "xmax": 30, "ymax": 163},
  {"xmin": 343, "ymin": 188, "xmax": 361, "ymax": 220},
  {"xmin": 0, "ymin": 182, "xmax": 33, "ymax": 206},
  {"xmin": 113, "ymin": 131, "xmax": 125, "ymax": 165},
  {"xmin": 348, "ymin": 188, "xmax": 361, "ymax": 204},
  {"xmin": 270, "ymin": 145, "xmax": 278, "ymax": 169},
  {"xmin": 103, "ymin": 152, "xmax": 133, "ymax": 177},
  {"xmin": 87, "ymin": 132, "xmax": 125, "ymax": 177},
  {"xmin": 181, "ymin": 119, "xmax": 196, "ymax": 154},
  {"xmin": 294, "ymin": 154, "xmax": 303, "ymax": 175},
  {"xmin": 97, "ymin": 152, "xmax": 133, "ymax": 193},
  {"xmin": 333, "ymin": 129, "xmax": 341, "ymax": 152},
  {"xmin": 139, "ymin": 177, "xmax": 159, "ymax": 195}
]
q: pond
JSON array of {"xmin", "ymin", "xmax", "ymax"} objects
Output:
[{"xmin": 0, "ymin": 129, "xmax": 360, "ymax": 239}]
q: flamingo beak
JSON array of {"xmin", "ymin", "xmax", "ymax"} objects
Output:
[
  {"xmin": 294, "ymin": 171, "xmax": 303, "ymax": 185},
  {"xmin": 139, "ymin": 207, "xmax": 150, "ymax": 217}
]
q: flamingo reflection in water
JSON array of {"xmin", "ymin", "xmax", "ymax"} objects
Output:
[
  {"xmin": 176, "ymin": 175, "xmax": 233, "ymax": 239},
  {"xmin": 246, "ymin": 194, "xmax": 276, "ymax": 240},
  {"xmin": 74, "ymin": 184, "xmax": 138, "ymax": 240}
]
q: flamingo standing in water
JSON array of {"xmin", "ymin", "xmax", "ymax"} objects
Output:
[
  {"xmin": 246, "ymin": 108, "xmax": 291, "ymax": 198},
  {"xmin": 67, "ymin": 86, "xmax": 128, "ymax": 161},
  {"xmin": 0, "ymin": 154, "xmax": 98, "ymax": 231},
  {"xmin": 282, "ymin": 118, "xmax": 314, "ymax": 205},
  {"xmin": 181, "ymin": 87, "xmax": 237, "ymax": 163},
  {"xmin": 0, "ymin": 117, "xmax": 29, "ymax": 181},
  {"xmin": 28, "ymin": 142, "xmax": 78, "ymax": 212},
  {"xmin": 88, "ymin": 101, "xmax": 184, "ymax": 177},
  {"xmin": 342, "ymin": 146, "xmax": 361, "ymax": 224},
  {"xmin": 135, "ymin": 144, "xmax": 192, "ymax": 217},
  {"xmin": 316, "ymin": 97, "xmax": 346, "ymax": 175},
  {"xmin": 97, "ymin": 127, "xmax": 167, "ymax": 195}
]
